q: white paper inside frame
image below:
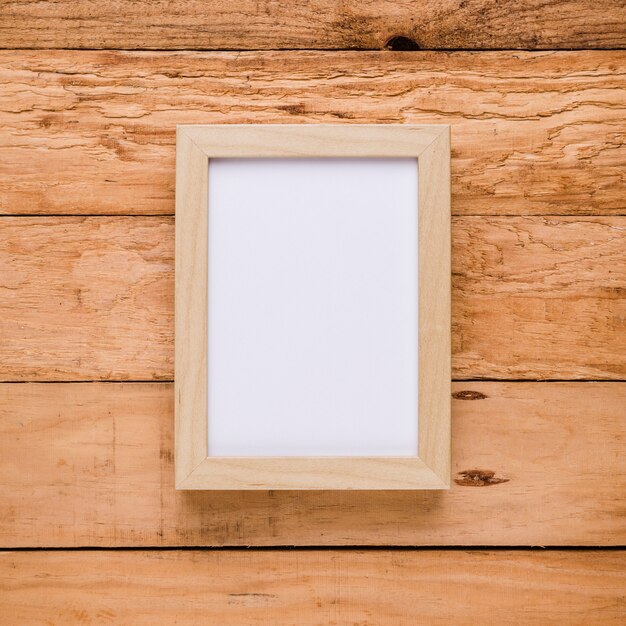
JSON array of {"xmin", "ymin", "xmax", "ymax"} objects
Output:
[{"xmin": 207, "ymin": 158, "xmax": 419, "ymax": 456}]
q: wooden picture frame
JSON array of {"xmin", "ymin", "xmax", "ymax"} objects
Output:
[{"xmin": 176, "ymin": 124, "xmax": 450, "ymax": 490}]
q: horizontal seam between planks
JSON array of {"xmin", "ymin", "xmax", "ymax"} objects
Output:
[
  {"xmin": 1, "ymin": 214, "xmax": 625, "ymax": 219},
  {"xmin": 0, "ymin": 47, "xmax": 625, "ymax": 52},
  {"xmin": 451, "ymin": 378, "xmax": 626, "ymax": 383},
  {"xmin": 0, "ymin": 214, "xmax": 176, "ymax": 218},
  {"xmin": 1, "ymin": 545, "xmax": 625, "ymax": 552},
  {"xmin": 0, "ymin": 379, "xmax": 625, "ymax": 384},
  {"xmin": 0, "ymin": 380, "xmax": 177, "ymax": 384}
]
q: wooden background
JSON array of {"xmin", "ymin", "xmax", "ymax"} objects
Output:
[{"xmin": 1, "ymin": 1, "xmax": 625, "ymax": 623}]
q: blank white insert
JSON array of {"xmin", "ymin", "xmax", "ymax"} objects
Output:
[{"xmin": 207, "ymin": 158, "xmax": 418, "ymax": 456}]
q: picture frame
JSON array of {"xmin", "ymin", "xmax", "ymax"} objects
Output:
[{"xmin": 175, "ymin": 124, "xmax": 451, "ymax": 490}]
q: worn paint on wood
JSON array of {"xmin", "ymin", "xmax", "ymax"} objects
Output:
[
  {"xmin": 1, "ymin": 216, "xmax": 623, "ymax": 381},
  {"xmin": 0, "ymin": 382, "xmax": 623, "ymax": 547},
  {"xmin": 0, "ymin": 51, "xmax": 624, "ymax": 216},
  {"xmin": 1, "ymin": 550, "xmax": 624, "ymax": 625},
  {"xmin": 0, "ymin": 1, "xmax": 624, "ymax": 50}
]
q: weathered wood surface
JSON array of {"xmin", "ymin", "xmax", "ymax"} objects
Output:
[
  {"xmin": 1, "ymin": 550, "xmax": 624, "ymax": 625},
  {"xmin": 1, "ymin": 381, "xmax": 623, "ymax": 547},
  {"xmin": 1, "ymin": 51, "xmax": 624, "ymax": 216},
  {"xmin": 0, "ymin": 218, "xmax": 173, "ymax": 381},
  {"xmin": 1, "ymin": 216, "xmax": 624, "ymax": 382},
  {"xmin": 452, "ymin": 216, "xmax": 626, "ymax": 380},
  {"xmin": 1, "ymin": 1, "xmax": 625, "ymax": 50}
]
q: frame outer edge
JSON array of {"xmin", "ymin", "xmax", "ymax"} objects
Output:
[
  {"xmin": 176, "ymin": 124, "xmax": 451, "ymax": 490},
  {"xmin": 418, "ymin": 126, "xmax": 452, "ymax": 488},
  {"xmin": 175, "ymin": 128, "xmax": 209, "ymax": 487}
]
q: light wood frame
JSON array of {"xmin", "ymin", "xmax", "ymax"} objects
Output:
[{"xmin": 176, "ymin": 124, "xmax": 450, "ymax": 490}]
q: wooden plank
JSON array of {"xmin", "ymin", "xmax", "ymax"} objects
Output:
[
  {"xmin": 0, "ymin": 217, "xmax": 173, "ymax": 382},
  {"xmin": 1, "ymin": 1, "xmax": 624, "ymax": 50},
  {"xmin": 0, "ymin": 382, "xmax": 623, "ymax": 547},
  {"xmin": 453, "ymin": 216, "xmax": 626, "ymax": 380},
  {"xmin": 1, "ymin": 216, "xmax": 624, "ymax": 382},
  {"xmin": 0, "ymin": 51, "xmax": 624, "ymax": 216},
  {"xmin": 1, "ymin": 550, "xmax": 624, "ymax": 624}
]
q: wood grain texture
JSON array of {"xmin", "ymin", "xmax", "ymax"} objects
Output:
[
  {"xmin": 1, "ymin": 1, "xmax": 625, "ymax": 50},
  {"xmin": 175, "ymin": 129, "xmax": 208, "ymax": 482},
  {"xmin": 0, "ymin": 217, "xmax": 173, "ymax": 382},
  {"xmin": 2, "ymin": 550, "xmax": 624, "ymax": 625},
  {"xmin": 183, "ymin": 123, "xmax": 446, "ymax": 156},
  {"xmin": 453, "ymin": 216, "xmax": 626, "ymax": 380},
  {"xmin": 1, "ymin": 216, "xmax": 623, "ymax": 381},
  {"xmin": 0, "ymin": 381, "xmax": 623, "ymax": 547},
  {"xmin": 0, "ymin": 51, "xmax": 624, "ymax": 216}
]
